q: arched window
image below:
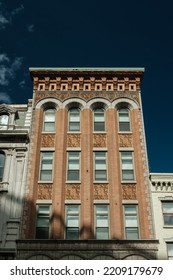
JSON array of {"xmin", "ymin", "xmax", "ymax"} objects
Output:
[
  {"xmin": 94, "ymin": 108, "xmax": 105, "ymax": 131},
  {"xmin": 43, "ymin": 109, "xmax": 56, "ymax": 132},
  {"xmin": 68, "ymin": 108, "xmax": 80, "ymax": 132},
  {"xmin": 0, "ymin": 114, "xmax": 9, "ymax": 130},
  {"xmin": 118, "ymin": 108, "xmax": 130, "ymax": 132},
  {"xmin": 0, "ymin": 152, "xmax": 5, "ymax": 182}
]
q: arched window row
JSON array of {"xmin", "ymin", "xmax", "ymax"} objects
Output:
[{"xmin": 42, "ymin": 106, "xmax": 132, "ymax": 133}]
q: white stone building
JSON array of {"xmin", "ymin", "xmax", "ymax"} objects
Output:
[
  {"xmin": 0, "ymin": 101, "xmax": 32, "ymax": 259},
  {"xmin": 150, "ymin": 173, "xmax": 173, "ymax": 259}
]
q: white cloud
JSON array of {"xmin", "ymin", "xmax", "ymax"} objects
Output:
[
  {"xmin": 19, "ymin": 80, "xmax": 25, "ymax": 88},
  {"xmin": 0, "ymin": 54, "xmax": 23, "ymax": 86},
  {"xmin": 0, "ymin": 14, "xmax": 10, "ymax": 29},
  {"xmin": 0, "ymin": 92, "xmax": 12, "ymax": 104},
  {"xmin": 27, "ymin": 24, "xmax": 34, "ymax": 32},
  {"xmin": 11, "ymin": 4, "xmax": 24, "ymax": 16}
]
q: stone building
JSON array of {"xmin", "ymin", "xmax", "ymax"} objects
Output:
[
  {"xmin": 150, "ymin": 173, "xmax": 173, "ymax": 259},
  {"xmin": 0, "ymin": 101, "xmax": 31, "ymax": 259},
  {"xmin": 15, "ymin": 68, "xmax": 158, "ymax": 260}
]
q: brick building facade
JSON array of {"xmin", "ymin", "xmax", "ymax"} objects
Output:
[{"xmin": 15, "ymin": 68, "xmax": 158, "ymax": 259}]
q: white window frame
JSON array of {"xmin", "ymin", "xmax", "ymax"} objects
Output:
[
  {"xmin": 0, "ymin": 114, "xmax": 9, "ymax": 130},
  {"xmin": 95, "ymin": 204, "xmax": 109, "ymax": 240},
  {"xmin": 68, "ymin": 108, "xmax": 80, "ymax": 132},
  {"xmin": 93, "ymin": 108, "xmax": 105, "ymax": 132},
  {"xmin": 43, "ymin": 109, "xmax": 56, "ymax": 132},
  {"xmin": 120, "ymin": 151, "xmax": 135, "ymax": 181},
  {"xmin": 67, "ymin": 151, "xmax": 80, "ymax": 182},
  {"xmin": 124, "ymin": 204, "xmax": 139, "ymax": 240},
  {"xmin": 118, "ymin": 108, "xmax": 131, "ymax": 132},
  {"xmin": 162, "ymin": 201, "xmax": 173, "ymax": 226},
  {"xmin": 0, "ymin": 151, "xmax": 5, "ymax": 182},
  {"xmin": 94, "ymin": 151, "xmax": 107, "ymax": 182},
  {"xmin": 65, "ymin": 204, "xmax": 80, "ymax": 240},
  {"xmin": 39, "ymin": 151, "xmax": 54, "ymax": 182},
  {"xmin": 35, "ymin": 203, "xmax": 51, "ymax": 239},
  {"xmin": 167, "ymin": 243, "xmax": 173, "ymax": 259}
]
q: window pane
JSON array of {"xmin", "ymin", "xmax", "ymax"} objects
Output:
[
  {"xmin": 69, "ymin": 122, "xmax": 80, "ymax": 131},
  {"xmin": 167, "ymin": 243, "xmax": 173, "ymax": 259},
  {"xmin": 0, "ymin": 114, "xmax": 9, "ymax": 129},
  {"xmin": 67, "ymin": 216, "xmax": 79, "ymax": 227},
  {"xmin": 122, "ymin": 159, "xmax": 133, "ymax": 169},
  {"xmin": 44, "ymin": 123, "xmax": 55, "ymax": 132},
  {"xmin": 44, "ymin": 110, "xmax": 55, "ymax": 132},
  {"xmin": 36, "ymin": 228, "xmax": 49, "ymax": 239},
  {"xmin": 126, "ymin": 227, "xmax": 139, "ymax": 239},
  {"xmin": 0, "ymin": 153, "xmax": 5, "ymax": 181},
  {"xmin": 68, "ymin": 159, "xmax": 79, "ymax": 170},
  {"xmin": 66, "ymin": 228, "xmax": 79, "ymax": 240},
  {"xmin": 96, "ymin": 228, "xmax": 109, "ymax": 239},
  {"xmin": 97, "ymin": 216, "xmax": 108, "ymax": 227},
  {"xmin": 94, "ymin": 122, "xmax": 105, "ymax": 131},
  {"xmin": 163, "ymin": 202, "xmax": 173, "ymax": 213},
  {"xmin": 69, "ymin": 108, "xmax": 80, "ymax": 131},
  {"xmin": 68, "ymin": 170, "xmax": 79, "ymax": 180},
  {"xmin": 95, "ymin": 160, "xmax": 106, "ymax": 170},
  {"xmin": 122, "ymin": 170, "xmax": 134, "ymax": 180},
  {"xmin": 125, "ymin": 216, "xmax": 138, "ymax": 227},
  {"xmin": 164, "ymin": 216, "xmax": 173, "ymax": 225},
  {"xmin": 95, "ymin": 170, "xmax": 107, "ymax": 180}
]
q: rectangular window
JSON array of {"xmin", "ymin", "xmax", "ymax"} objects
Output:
[
  {"xmin": 36, "ymin": 205, "xmax": 50, "ymax": 239},
  {"xmin": 66, "ymin": 205, "xmax": 79, "ymax": 240},
  {"xmin": 124, "ymin": 205, "xmax": 139, "ymax": 239},
  {"xmin": 167, "ymin": 243, "xmax": 173, "ymax": 259},
  {"xmin": 94, "ymin": 108, "xmax": 105, "ymax": 131},
  {"xmin": 43, "ymin": 109, "xmax": 56, "ymax": 132},
  {"xmin": 69, "ymin": 108, "xmax": 80, "ymax": 132},
  {"xmin": 67, "ymin": 151, "xmax": 80, "ymax": 181},
  {"xmin": 118, "ymin": 109, "xmax": 130, "ymax": 132},
  {"xmin": 40, "ymin": 152, "xmax": 53, "ymax": 181},
  {"xmin": 95, "ymin": 205, "xmax": 109, "ymax": 239},
  {"xmin": 162, "ymin": 202, "xmax": 173, "ymax": 225},
  {"xmin": 121, "ymin": 151, "xmax": 135, "ymax": 181},
  {"xmin": 94, "ymin": 151, "xmax": 107, "ymax": 181}
]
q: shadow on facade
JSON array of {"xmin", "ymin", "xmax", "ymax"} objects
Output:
[{"xmin": 0, "ymin": 193, "xmax": 159, "ymax": 260}]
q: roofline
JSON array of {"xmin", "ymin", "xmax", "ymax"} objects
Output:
[{"xmin": 29, "ymin": 67, "xmax": 145, "ymax": 72}]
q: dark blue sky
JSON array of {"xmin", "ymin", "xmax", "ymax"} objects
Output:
[{"xmin": 0, "ymin": 0, "xmax": 173, "ymax": 173}]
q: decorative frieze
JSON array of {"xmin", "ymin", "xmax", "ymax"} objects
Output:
[
  {"xmin": 93, "ymin": 134, "xmax": 106, "ymax": 147},
  {"xmin": 67, "ymin": 134, "xmax": 80, "ymax": 147},
  {"xmin": 119, "ymin": 134, "xmax": 133, "ymax": 147},
  {"xmin": 122, "ymin": 184, "xmax": 137, "ymax": 200},
  {"xmin": 34, "ymin": 91, "xmax": 140, "ymax": 105},
  {"xmin": 65, "ymin": 184, "xmax": 80, "ymax": 200},
  {"xmin": 37, "ymin": 184, "xmax": 52, "ymax": 200},
  {"xmin": 41, "ymin": 134, "xmax": 55, "ymax": 147},
  {"xmin": 94, "ymin": 184, "xmax": 109, "ymax": 199}
]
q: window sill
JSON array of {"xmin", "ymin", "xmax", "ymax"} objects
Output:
[
  {"xmin": 163, "ymin": 225, "xmax": 173, "ymax": 228},
  {"xmin": 66, "ymin": 181, "xmax": 81, "ymax": 184},
  {"xmin": 42, "ymin": 132, "xmax": 56, "ymax": 134},
  {"xmin": 121, "ymin": 181, "xmax": 137, "ymax": 184},
  {"xmin": 93, "ymin": 131, "xmax": 107, "ymax": 134},
  {"xmin": 38, "ymin": 181, "xmax": 53, "ymax": 184},
  {"xmin": 67, "ymin": 131, "xmax": 81, "ymax": 134},
  {"xmin": 94, "ymin": 181, "xmax": 109, "ymax": 184},
  {"xmin": 118, "ymin": 131, "xmax": 132, "ymax": 134}
]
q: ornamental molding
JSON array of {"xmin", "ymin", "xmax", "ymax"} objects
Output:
[
  {"xmin": 34, "ymin": 91, "xmax": 140, "ymax": 105},
  {"xmin": 37, "ymin": 184, "xmax": 53, "ymax": 200},
  {"xmin": 65, "ymin": 184, "xmax": 81, "ymax": 200},
  {"xmin": 67, "ymin": 134, "xmax": 80, "ymax": 147},
  {"xmin": 93, "ymin": 134, "xmax": 106, "ymax": 147},
  {"xmin": 41, "ymin": 134, "xmax": 55, "ymax": 147},
  {"xmin": 119, "ymin": 134, "xmax": 133, "ymax": 147},
  {"xmin": 94, "ymin": 184, "xmax": 109, "ymax": 199},
  {"xmin": 122, "ymin": 184, "xmax": 137, "ymax": 200}
]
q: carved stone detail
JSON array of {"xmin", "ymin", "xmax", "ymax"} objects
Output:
[
  {"xmin": 119, "ymin": 134, "xmax": 133, "ymax": 147},
  {"xmin": 93, "ymin": 134, "xmax": 106, "ymax": 147},
  {"xmin": 41, "ymin": 134, "xmax": 55, "ymax": 147},
  {"xmin": 94, "ymin": 184, "xmax": 109, "ymax": 199},
  {"xmin": 37, "ymin": 184, "xmax": 53, "ymax": 199},
  {"xmin": 34, "ymin": 91, "xmax": 140, "ymax": 105},
  {"xmin": 122, "ymin": 184, "xmax": 137, "ymax": 200},
  {"xmin": 66, "ymin": 184, "xmax": 80, "ymax": 200},
  {"xmin": 67, "ymin": 134, "xmax": 80, "ymax": 147}
]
